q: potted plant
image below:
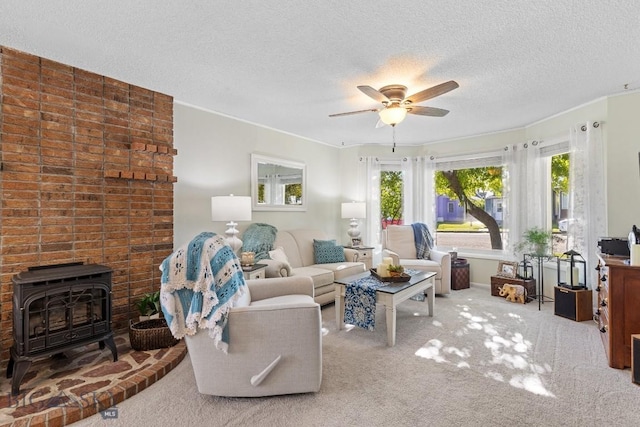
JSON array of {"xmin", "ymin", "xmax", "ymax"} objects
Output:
[
  {"xmin": 513, "ymin": 227, "xmax": 552, "ymax": 256},
  {"xmin": 135, "ymin": 291, "xmax": 161, "ymax": 321}
]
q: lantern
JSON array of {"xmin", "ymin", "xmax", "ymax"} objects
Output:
[
  {"xmin": 518, "ymin": 255, "xmax": 534, "ymax": 279},
  {"xmin": 556, "ymin": 249, "xmax": 587, "ymax": 290}
]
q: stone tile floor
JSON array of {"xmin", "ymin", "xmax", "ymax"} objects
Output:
[{"xmin": 0, "ymin": 334, "xmax": 186, "ymax": 427}]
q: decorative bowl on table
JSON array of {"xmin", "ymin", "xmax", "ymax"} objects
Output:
[{"xmin": 370, "ymin": 268, "xmax": 411, "ymax": 282}]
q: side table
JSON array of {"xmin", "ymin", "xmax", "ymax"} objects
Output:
[
  {"xmin": 451, "ymin": 258, "xmax": 470, "ymax": 290},
  {"xmin": 344, "ymin": 246, "xmax": 374, "ymax": 270},
  {"xmin": 242, "ymin": 263, "xmax": 267, "ymax": 280},
  {"xmin": 525, "ymin": 253, "xmax": 555, "ymax": 310}
]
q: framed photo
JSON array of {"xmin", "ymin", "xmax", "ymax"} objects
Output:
[
  {"xmin": 351, "ymin": 238, "xmax": 362, "ymax": 247},
  {"xmin": 497, "ymin": 260, "xmax": 518, "ymax": 278}
]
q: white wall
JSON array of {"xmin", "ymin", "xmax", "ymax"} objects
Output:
[
  {"xmin": 173, "ymin": 103, "xmax": 342, "ymax": 247},
  {"xmin": 605, "ymin": 92, "xmax": 640, "ymax": 236}
]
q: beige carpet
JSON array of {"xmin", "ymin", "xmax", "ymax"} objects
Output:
[{"xmin": 75, "ymin": 284, "xmax": 640, "ymax": 427}]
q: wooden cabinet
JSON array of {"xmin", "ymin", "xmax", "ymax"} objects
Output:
[{"xmin": 595, "ymin": 255, "xmax": 640, "ymax": 369}]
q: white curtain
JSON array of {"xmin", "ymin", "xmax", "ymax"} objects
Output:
[
  {"xmin": 401, "ymin": 156, "xmax": 429, "ymax": 225},
  {"xmin": 424, "ymin": 156, "xmax": 437, "ymax": 233},
  {"xmin": 357, "ymin": 157, "xmax": 381, "ymax": 248},
  {"xmin": 507, "ymin": 141, "xmax": 545, "ymax": 256},
  {"xmin": 568, "ymin": 121, "xmax": 606, "ymax": 285}
]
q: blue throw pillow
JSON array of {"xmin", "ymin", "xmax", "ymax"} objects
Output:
[{"xmin": 313, "ymin": 239, "xmax": 346, "ymax": 264}]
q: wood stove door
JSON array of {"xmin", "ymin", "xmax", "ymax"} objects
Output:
[{"xmin": 24, "ymin": 284, "xmax": 109, "ymax": 354}]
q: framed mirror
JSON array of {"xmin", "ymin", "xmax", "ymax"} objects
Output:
[{"xmin": 251, "ymin": 153, "xmax": 307, "ymax": 211}]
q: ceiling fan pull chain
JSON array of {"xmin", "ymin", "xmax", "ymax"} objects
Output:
[{"xmin": 392, "ymin": 125, "xmax": 396, "ymax": 153}]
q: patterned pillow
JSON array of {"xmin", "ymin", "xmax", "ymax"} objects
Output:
[{"xmin": 313, "ymin": 239, "xmax": 345, "ymax": 264}]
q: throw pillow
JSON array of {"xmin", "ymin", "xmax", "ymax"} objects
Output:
[
  {"xmin": 313, "ymin": 239, "xmax": 346, "ymax": 264},
  {"xmin": 268, "ymin": 246, "xmax": 293, "ymax": 272},
  {"xmin": 268, "ymin": 246, "xmax": 289, "ymax": 263}
]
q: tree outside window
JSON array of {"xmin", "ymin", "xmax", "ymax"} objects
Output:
[
  {"xmin": 380, "ymin": 171, "xmax": 403, "ymax": 229},
  {"xmin": 435, "ymin": 167, "xmax": 505, "ymax": 250}
]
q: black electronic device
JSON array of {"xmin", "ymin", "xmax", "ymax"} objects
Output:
[{"xmin": 598, "ymin": 237, "xmax": 630, "ymax": 257}]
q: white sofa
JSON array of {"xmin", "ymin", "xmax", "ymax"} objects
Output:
[
  {"xmin": 260, "ymin": 229, "xmax": 366, "ymax": 305},
  {"xmin": 381, "ymin": 225, "xmax": 452, "ymax": 295}
]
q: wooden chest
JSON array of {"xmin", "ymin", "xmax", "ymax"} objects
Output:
[{"xmin": 490, "ymin": 275, "xmax": 536, "ymax": 302}]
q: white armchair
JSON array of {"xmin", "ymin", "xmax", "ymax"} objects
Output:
[
  {"xmin": 381, "ymin": 225, "xmax": 451, "ymax": 295},
  {"xmin": 185, "ymin": 275, "xmax": 322, "ymax": 397}
]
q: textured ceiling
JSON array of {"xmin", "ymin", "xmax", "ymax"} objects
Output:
[{"xmin": 1, "ymin": 1, "xmax": 639, "ymax": 148}]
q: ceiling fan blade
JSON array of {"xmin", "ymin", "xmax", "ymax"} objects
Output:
[
  {"xmin": 329, "ymin": 108, "xmax": 379, "ymax": 117},
  {"xmin": 408, "ymin": 105, "xmax": 450, "ymax": 117},
  {"xmin": 375, "ymin": 119, "xmax": 387, "ymax": 128},
  {"xmin": 357, "ymin": 85, "xmax": 390, "ymax": 103},
  {"xmin": 404, "ymin": 80, "xmax": 459, "ymax": 104}
]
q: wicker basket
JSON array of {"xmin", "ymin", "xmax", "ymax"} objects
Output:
[{"xmin": 129, "ymin": 318, "xmax": 179, "ymax": 351}]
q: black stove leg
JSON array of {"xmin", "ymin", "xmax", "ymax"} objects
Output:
[
  {"xmin": 9, "ymin": 358, "xmax": 32, "ymax": 396},
  {"xmin": 100, "ymin": 334, "xmax": 118, "ymax": 362}
]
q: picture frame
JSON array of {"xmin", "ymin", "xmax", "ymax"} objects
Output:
[
  {"xmin": 350, "ymin": 238, "xmax": 362, "ymax": 247},
  {"xmin": 497, "ymin": 260, "xmax": 518, "ymax": 278}
]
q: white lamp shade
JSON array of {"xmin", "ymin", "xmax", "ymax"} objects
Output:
[
  {"xmin": 341, "ymin": 202, "xmax": 366, "ymax": 219},
  {"xmin": 378, "ymin": 106, "xmax": 407, "ymax": 125},
  {"xmin": 211, "ymin": 195, "xmax": 252, "ymax": 222}
]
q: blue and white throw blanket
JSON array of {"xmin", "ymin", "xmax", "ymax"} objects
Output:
[
  {"xmin": 412, "ymin": 223, "xmax": 434, "ymax": 259},
  {"xmin": 159, "ymin": 232, "xmax": 247, "ymax": 353},
  {"xmin": 240, "ymin": 223, "xmax": 278, "ymax": 261},
  {"xmin": 344, "ymin": 269, "xmax": 419, "ymax": 331}
]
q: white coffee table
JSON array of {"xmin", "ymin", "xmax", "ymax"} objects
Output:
[{"xmin": 335, "ymin": 270, "xmax": 435, "ymax": 346}]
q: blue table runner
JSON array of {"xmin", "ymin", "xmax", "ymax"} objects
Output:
[{"xmin": 344, "ymin": 269, "xmax": 420, "ymax": 331}]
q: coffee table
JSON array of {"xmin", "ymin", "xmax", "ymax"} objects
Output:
[{"xmin": 335, "ymin": 270, "xmax": 436, "ymax": 346}]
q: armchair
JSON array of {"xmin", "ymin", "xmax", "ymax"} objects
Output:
[
  {"xmin": 185, "ymin": 275, "xmax": 322, "ymax": 397},
  {"xmin": 381, "ymin": 225, "xmax": 451, "ymax": 294}
]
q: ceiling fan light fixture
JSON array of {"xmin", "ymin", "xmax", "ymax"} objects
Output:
[{"xmin": 378, "ymin": 106, "xmax": 407, "ymax": 126}]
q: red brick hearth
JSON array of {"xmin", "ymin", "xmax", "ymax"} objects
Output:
[
  {"xmin": 0, "ymin": 334, "xmax": 187, "ymax": 426},
  {"xmin": 0, "ymin": 46, "xmax": 176, "ymax": 365}
]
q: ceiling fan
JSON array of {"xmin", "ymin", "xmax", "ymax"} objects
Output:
[{"xmin": 329, "ymin": 80, "xmax": 459, "ymax": 127}]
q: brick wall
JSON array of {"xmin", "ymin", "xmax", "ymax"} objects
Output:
[{"xmin": 0, "ymin": 46, "xmax": 176, "ymax": 362}]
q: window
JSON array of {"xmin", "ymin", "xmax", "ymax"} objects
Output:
[
  {"xmin": 380, "ymin": 169, "xmax": 403, "ymax": 229},
  {"xmin": 551, "ymin": 152, "xmax": 570, "ymax": 254},
  {"xmin": 434, "ymin": 165, "xmax": 505, "ymax": 251}
]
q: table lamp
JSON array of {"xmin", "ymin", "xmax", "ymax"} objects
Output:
[
  {"xmin": 211, "ymin": 195, "xmax": 252, "ymax": 252},
  {"xmin": 341, "ymin": 201, "xmax": 366, "ymax": 245}
]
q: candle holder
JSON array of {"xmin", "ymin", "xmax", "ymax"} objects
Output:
[
  {"xmin": 517, "ymin": 254, "xmax": 534, "ymax": 279},
  {"xmin": 240, "ymin": 251, "xmax": 255, "ymax": 267},
  {"xmin": 557, "ymin": 249, "xmax": 587, "ymax": 290}
]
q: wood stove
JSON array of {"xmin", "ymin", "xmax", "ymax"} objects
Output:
[{"xmin": 7, "ymin": 262, "xmax": 118, "ymax": 395}]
